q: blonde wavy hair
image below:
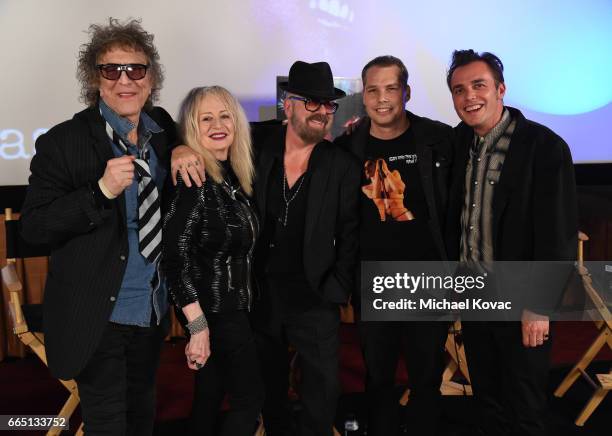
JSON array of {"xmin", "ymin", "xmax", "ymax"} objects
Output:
[{"xmin": 178, "ymin": 86, "xmax": 254, "ymax": 196}]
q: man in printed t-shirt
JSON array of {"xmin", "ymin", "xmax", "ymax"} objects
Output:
[{"xmin": 335, "ymin": 55, "xmax": 455, "ymax": 436}]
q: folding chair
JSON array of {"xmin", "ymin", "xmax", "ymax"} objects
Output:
[
  {"xmin": 399, "ymin": 319, "xmax": 472, "ymax": 406},
  {"xmin": 338, "ymin": 298, "xmax": 472, "ymax": 405},
  {"xmin": 2, "ymin": 208, "xmax": 84, "ymax": 436},
  {"xmin": 554, "ymin": 232, "xmax": 612, "ymax": 426},
  {"xmin": 439, "ymin": 319, "xmax": 472, "ymax": 396}
]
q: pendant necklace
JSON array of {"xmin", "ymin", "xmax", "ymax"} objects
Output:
[
  {"xmin": 281, "ymin": 169, "xmax": 305, "ymax": 226},
  {"xmin": 222, "ymin": 162, "xmax": 238, "ymax": 200}
]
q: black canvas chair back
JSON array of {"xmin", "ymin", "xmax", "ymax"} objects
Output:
[{"xmin": 2, "ymin": 208, "xmax": 83, "ymax": 436}]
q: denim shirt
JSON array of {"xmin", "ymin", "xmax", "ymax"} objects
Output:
[{"xmin": 99, "ymin": 100, "xmax": 169, "ymax": 327}]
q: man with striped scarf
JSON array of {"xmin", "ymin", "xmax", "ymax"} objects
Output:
[{"xmin": 20, "ymin": 18, "xmax": 193, "ymax": 435}]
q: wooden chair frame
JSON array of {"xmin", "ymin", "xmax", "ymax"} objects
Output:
[
  {"xmin": 553, "ymin": 232, "xmax": 612, "ymax": 426},
  {"xmin": 440, "ymin": 320, "xmax": 472, "ymax": 396},
  {"xmin": 2, "ymin": 208, "xmax": 83, "ymax": 436},
  {"xmin": 399, "ymin": 319, "xmax": 472, "ymax": 406},
  {"xmin": 339, "ymin": 298, "xmax": 472, "ymax": 401}
]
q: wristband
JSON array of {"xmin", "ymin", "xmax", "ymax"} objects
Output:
[{"xmin": 186, "ymin": 314, "xmax": 208, "ymax": 335}]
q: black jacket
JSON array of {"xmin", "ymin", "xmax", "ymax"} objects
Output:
[
  {"xmin": 20, "ymin": 105, "xmax": 177, "ymax": 380},
  {"xmin": 251, "ymin": 123, "xmax": 361, "ymax": 305},
  {"xmin": 447, "ymin": 106, "xmax": 578, "ymax": 262},
  {"xmin": 334, "ymin": 110, "xmax": 455, "ymax": 260},
  {"xmin": 162, "ymin": 174, "xmax": 258, "ymax": 314},
  {"xmin": 446, "ymin": 106, "xmax": 578, "ymax": 313}
]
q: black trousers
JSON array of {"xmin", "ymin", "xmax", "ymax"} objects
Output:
[
  {"xmin": 253, "ymin": 284, "xmax": 340, "ymax": 436},
  {"xmin": 359, "ymin": 321, "xmax": 448, "ymax": 436},
  {"xmin": 462, "ymin": 321, "xmax": 552, "ymax": 436},
  {"xmin": 189, "ymin": 310, "xmax": 264, "ymax": 436},
  {"xmin": 75, "ymin": 317, "xmax": 168, "ymax": 436}
]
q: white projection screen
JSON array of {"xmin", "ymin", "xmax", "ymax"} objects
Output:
[{"xmin": 1, "ymin": 0, "xmax": 611, "ymax": 186}]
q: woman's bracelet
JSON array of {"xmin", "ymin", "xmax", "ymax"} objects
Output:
[{"xmin": 186, "ymin": 314, "xmax": 208, "ymax": 335}]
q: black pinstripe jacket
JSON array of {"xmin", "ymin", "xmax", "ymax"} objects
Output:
[{"xmin": 20, "ymin": 104, "xmax": 177, "ymax": 380}]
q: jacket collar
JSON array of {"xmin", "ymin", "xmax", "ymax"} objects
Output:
[
  {"xmin": 304, "ymin": 141, "xmax": 331, "ymax": 243},
  {"xmin": 456, "ymin": 106, "xmax": 531, "ymax": 243},
  {"xmin": 74, "ymin": 104, "xmax": 169, "ymax": 223},
  {"xmin": 489, "ymin": 107, "xmax": 530, "ymax": 230},
  {"xmin": 99, "ymin": 99, "xmax": 163, "ymax": 140},
  {"xmin": 254, "ymin": 124, "xmax": 332, "ymax": 244},
  {"xmin": 255, "ymin": 125, "xmax": 286, "ymax": 220},
  {"xmin": 350, "ymin": 110, "xmax": 447, "ymax": 159}
]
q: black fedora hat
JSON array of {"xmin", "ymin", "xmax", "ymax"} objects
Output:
[{"xmin": 279, "ymin": 61, "xmax": 346, "ymax": 101}]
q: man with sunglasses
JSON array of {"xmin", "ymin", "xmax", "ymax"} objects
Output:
[
  {"xmin": 249, "ymin": 61, "xmax": 360, "ymax": 436},
  {"xmin": 334, "ymin": 55, "xmax": 455, "ymax": 436},
  {"xmin": 20, "ymin": 19, "xmax": 183, "ymax": 434}
]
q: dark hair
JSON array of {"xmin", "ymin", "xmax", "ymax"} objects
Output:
[
  {"xmin": 77, "ymin": 17, "xmax": 164, "ymax": 108},
  {"xmin": 361, "ymin": 55, "xmax": 409, "ymax": 89},
  {"xmin": 446, "ymin": 50, "xmax": 504, "ymax": 90}
]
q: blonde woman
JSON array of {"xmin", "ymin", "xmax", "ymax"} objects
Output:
[{"xmin": 162, "ymin": 86, "xmax": 263, "ymax": 435}]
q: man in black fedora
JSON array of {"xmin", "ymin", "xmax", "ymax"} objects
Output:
[{"xmin": 250, "ymin": 60, "xmax": 361, "ymax": 436}]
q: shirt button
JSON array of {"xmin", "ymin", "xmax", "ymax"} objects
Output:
[
  {"xmin": 89, "ymin": 222, "xmax": 94, "ymax": 226},
  {"xmin": 435, "ymin": 162, "xmax": 441, "ymax": 168},
  {"xmin": 477, "ymin": 158, "xmax": 481, "ymax": 162},
  {"xmin": 120, "ymin": 255, "xmax": 126, "ymax": 261},
  {"xmin": 469, "ymin": 225, "xmax": 474, "ymax": 230},
  {"xmin": 469, "ymin": 247, "xmax": 473, "ymax": 251},
  {"xmin": 472, "ymin": 203, "xmax": 476, "ymax": 208},
  {"xmin": 474, "ymin": 181, "xmax": 478, "ymax": 185},
  {"xmin": 269, "ymin": 243, "xmax": 275, "ymax": 248},
  {"xmin": 489, "ymin": 180, "xmax": 495, "ymax": 185},
  {"xmin": 110, "ymin": 296, "xmax": 116, "ymax": 302}
]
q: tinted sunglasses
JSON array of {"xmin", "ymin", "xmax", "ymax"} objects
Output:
[
  {"xmin": 287, "ymin": 96, "xmax": 339, "ymax": 114},
  {"xmin": 97, "ymin": 63, "xmax": 149, "ymax": 81}
]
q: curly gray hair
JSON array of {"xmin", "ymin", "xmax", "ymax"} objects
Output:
[{"xmin": 77, "ymin": 17, "xmax": 164, "ymax": 108}]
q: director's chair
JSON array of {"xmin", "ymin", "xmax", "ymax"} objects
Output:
[
  {"xmin": 338, "ymin": 301, "xmax": 472, "ymax": 435},
  {"xmin": 554, "ymin": 232, "xmax": 612, "ymax": 426},
  {"xmin": 2, "ymin": 208, "xmax": 84, "ymax": 436},
  {"xmin": 399, "ymin": 319, "xmax": 472, "ymax": 406}
]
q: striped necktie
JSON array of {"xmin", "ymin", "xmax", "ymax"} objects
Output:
[{"xmin": 104, "ymin": 121, "xmax": 162, "ymax": 263}]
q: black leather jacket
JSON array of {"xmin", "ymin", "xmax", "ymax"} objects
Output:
[{"xmin": 162, "ymin": 172, "xmax": 258, "ymax": 313}]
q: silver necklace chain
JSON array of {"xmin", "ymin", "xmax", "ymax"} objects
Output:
[
  {"xmin": 223, "ymin": 179, "xmax": 238, "ymax": 200},
  {"xmin": 281, "ymin": 170, "xmax": 305, "ymax": 226},
  {"xmin": 222, "ymin": 167, "xmax": 238, "ymax": 200}
]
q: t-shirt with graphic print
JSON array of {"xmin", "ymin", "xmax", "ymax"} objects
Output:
[{"xmin": 359, "ymin": 127, "xmax": 440, "ymax": 261}]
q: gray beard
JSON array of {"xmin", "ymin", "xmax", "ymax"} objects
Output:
[{"xmin": 290, "ymin": 112, "xmax": 329, "ymax": 144}]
